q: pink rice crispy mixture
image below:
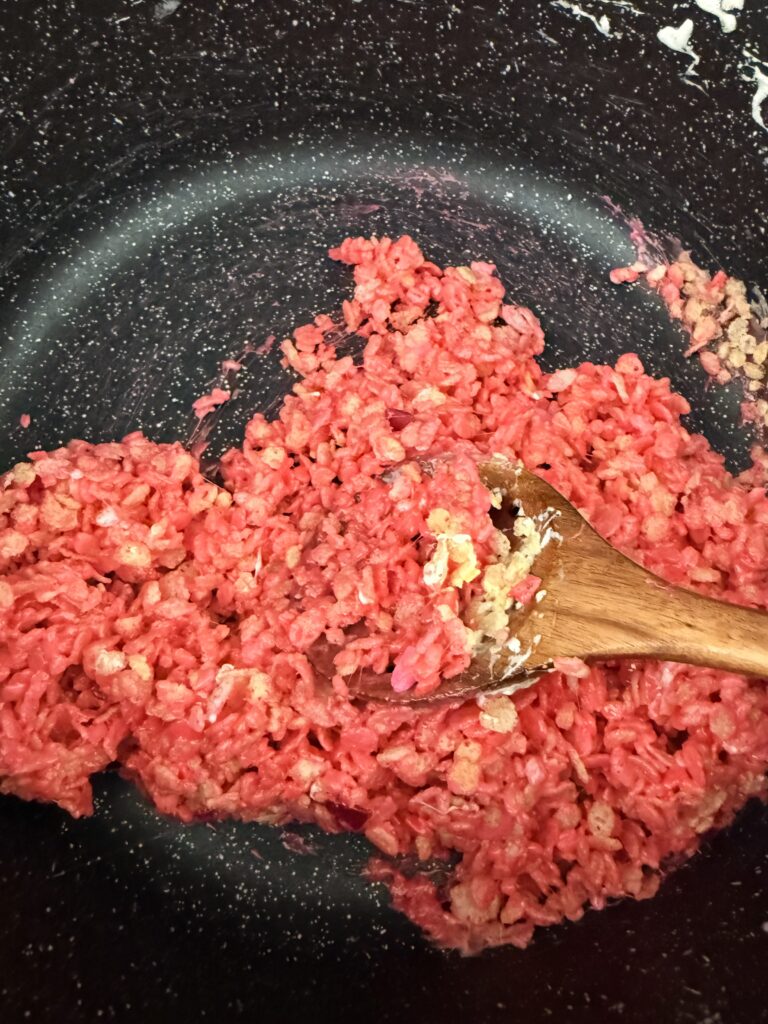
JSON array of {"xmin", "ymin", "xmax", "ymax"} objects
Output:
[{"xmin": 3, "ymin": 235, "xmax": 768, "ymax": 953}]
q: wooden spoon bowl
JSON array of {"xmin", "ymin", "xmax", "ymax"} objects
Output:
[{"xmin": 351, "ymin": 460, "xmax": 768, "ymax": 704}]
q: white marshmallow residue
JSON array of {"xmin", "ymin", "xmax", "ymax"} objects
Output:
[
  {"xmin": 751, "ymin": 65, "xmax": 768, "ymax": 130},
  {"xmin": 694, "ymin": 0, "xmax": 742, "ymax": 34},
  {"xmin": 742, "ymin": 44, "xmax": 768, "ymax": 132},
  {"xmin": 500, "ymin": 645, "xmax": 534, "ymax": 681},
  {"xmin": 551, "ymin": 0, "xmax": 612, "ymax": 37},
  {"xmin": 154, "ymin": 0, "xmax": 182, "ymax": 20},
  {"xmin": 657, "ymin": 19, "xmax": 701, "ymax": 75},
  {"xmin": 594, "ymin": 0, "xmax": 644, "ymax": 11}
]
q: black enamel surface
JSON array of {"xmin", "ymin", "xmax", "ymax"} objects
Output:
[{"xmin": 1, "ymin": 1, "xmax": 768, "ymax": 1021}]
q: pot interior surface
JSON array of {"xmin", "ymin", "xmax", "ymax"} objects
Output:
[{"xmin": 1, "ymin": 2, "xmax": 768, "ymax": 1022}]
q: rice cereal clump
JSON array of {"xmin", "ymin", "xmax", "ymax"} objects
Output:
[{"xmin": 2, "ymin": 234, "xmax": 768, "ymax": 954}]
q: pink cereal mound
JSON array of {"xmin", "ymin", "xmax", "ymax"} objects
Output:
[{"xmin": 3, "ymin": 235, "xmax": 768, "ymax": 954}]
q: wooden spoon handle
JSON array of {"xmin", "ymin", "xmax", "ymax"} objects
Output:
[
  {"xmin": 538, "ymin": 530, "xmax": 768, "ymax": 679},
  {"xmin": 600, "ymin": 559, "xmax": 768, "ymax": 678}
]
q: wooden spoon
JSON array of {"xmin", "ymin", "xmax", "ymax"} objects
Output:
[{"xmin": 351, "ymin": 459, "xmax": 768, "ymax": 704}]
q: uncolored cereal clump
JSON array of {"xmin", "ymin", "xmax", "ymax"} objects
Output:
[{"xmin": 613, "ymin": 251, "xmax": 768, "ymax": 423}]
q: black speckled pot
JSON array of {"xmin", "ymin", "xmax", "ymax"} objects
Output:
[{"xmin": 2, "ymin": 2, "xmax": 768, "ymax": 1022}]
